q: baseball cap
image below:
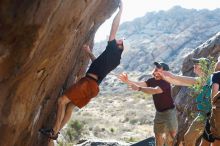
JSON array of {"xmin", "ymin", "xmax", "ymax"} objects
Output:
[{"xmin": 154, "ymin": 62, "xmax": 170, "ymax": 71}]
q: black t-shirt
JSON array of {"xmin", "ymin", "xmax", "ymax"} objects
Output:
[
  {"xmin": 212, "ymin": 71, "xmax": 220, "ymax": 91},
  {"xmin": 86, "ymin": 39, "xmax": 123, "ymax": 84},
  {"xmin": 146, "ymin": 78, "xmax": 175, "ymax": 112}
]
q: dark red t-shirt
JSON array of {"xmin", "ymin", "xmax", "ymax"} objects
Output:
[{"xmin": 146, "ymin": 78, "xmax": 175, "ymax": 112}]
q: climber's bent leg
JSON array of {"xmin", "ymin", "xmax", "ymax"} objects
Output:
[
  {"xmin": 40, "ymin": 76, "xmax": 99, "ymax": 139},
  {"xmin": 39, "ymin": 95, "xmax": 70, "ymax": 140},
  {"xmin": 59, "ymin": 103, "xmax": 75, "ymax": 130},
  {"xmin": 53, "ymin": 95, "xmax": 71, "ymax": 134}
]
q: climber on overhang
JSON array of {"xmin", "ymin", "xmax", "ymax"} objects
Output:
[{"xmin": 40, "ymin": 0, "xmax": 124, "ymax": 140}]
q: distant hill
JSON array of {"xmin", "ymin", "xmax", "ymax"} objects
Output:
[{"xmin": 95, "ymin": 6, "xmax": 220, "ymax": 74}]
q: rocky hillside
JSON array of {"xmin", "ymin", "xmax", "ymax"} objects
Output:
[{"xmin": 95, "ymin": 6, "xmax": 220, "ymax": 74}]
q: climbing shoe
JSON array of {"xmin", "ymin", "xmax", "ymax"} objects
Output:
[{"xmin": 39, "ymin": 128, "xmax": 59, "ymax": 140}]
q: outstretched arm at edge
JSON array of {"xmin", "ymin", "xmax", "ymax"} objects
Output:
[
  {"xmin": 166, "ymin": 74, "xmax": 196, "ymax": 86},
  {"xmin": 158, "ymin": 71, "xmax": 197, "ymax": 86}
]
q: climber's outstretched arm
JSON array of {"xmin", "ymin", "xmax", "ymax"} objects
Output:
[{"xmin": 109, "ymin": 0, "xmax": 123, "ymax": 41}]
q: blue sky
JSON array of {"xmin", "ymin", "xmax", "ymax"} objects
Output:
[{"xmin": 95, "ymin": 0, "xmax": 220, "ymax": 42}]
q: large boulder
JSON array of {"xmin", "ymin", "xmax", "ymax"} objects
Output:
[
  {"xmin": 174, "ymin": 32, "xmax": 220, "ymax": 145},
  {"xmin": 0, "ymin": 0, "xmax": 119, "ymax": 146}
]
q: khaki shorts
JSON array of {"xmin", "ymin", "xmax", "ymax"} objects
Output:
[
  {"xmin": 64, "ymin": 76, "xmax": 99, "ymax": 108},
  {"xmin": 154, "ymin": 108, "xmax": 178, "ymax": 134}
]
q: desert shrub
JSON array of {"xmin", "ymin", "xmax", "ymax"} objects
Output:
[
  {"xmin": 123, "ymin": 117, "xmax": 130, "ymax": 123},
  {"xmin": 101, "ymin": 127, "xmax": 106, "ymax": 131},
  {"xmin": 129, "ymin": 119, "xmax": 139, "ymax": 125},
  {"xmin": 93, "ymin": 126, "xmax": 101, "ymax": 137},
  {"xmin": 61, "ymin": 120, "xmax": 85, "ymax": 143},
  {"xmin": 139, "ymin": 117, "xmax": 147, "ymax": 125},
  {"xmin": 125, "ymin": 137, "xmax": 139, "ymax": 143},
  {"xmin": 110, "ymin": 128, "xmax": 115, "ymax": 133},
  {"xmin": 129, "ymin": 137, "xmax": 136, "ymax": 142},
  {"xmin": 57, "ymin": 141, "xmax": 73, "ymax": 146}
]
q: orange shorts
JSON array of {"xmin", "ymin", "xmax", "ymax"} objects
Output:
[{"xmin": 64, "ymin": 76, "xmax": 99, "ymax": 108}]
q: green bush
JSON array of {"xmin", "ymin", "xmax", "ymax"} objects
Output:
[
  {"xmin": 129, "ymin": 137, "xmax": 136, "ymax": 142},
  {"xmin": 129, "ymin": 119, "xmax": 138, "ymax": 125},
  {"xmin": 110, "ymin": 128, "xmax": 115, "ymax": 133},
  {"xmin": 62, "ymin": 120, "xmax": 85, "ymax": 143},
  {"xmin": 125, "ymin": 137, "xmax": 139, "ymax": 143},
  {"xmin": 57, "ymin": 141, "xmax": 73, "ymax": 146}
]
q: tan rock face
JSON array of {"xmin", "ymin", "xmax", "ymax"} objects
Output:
[
  {"xmin": 0, "ymin": 0, "xmax": 118, "ymax": 146},
  {"xmin": 174, "ymin": 32, "xmax": 220, "ymax": 145}
]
